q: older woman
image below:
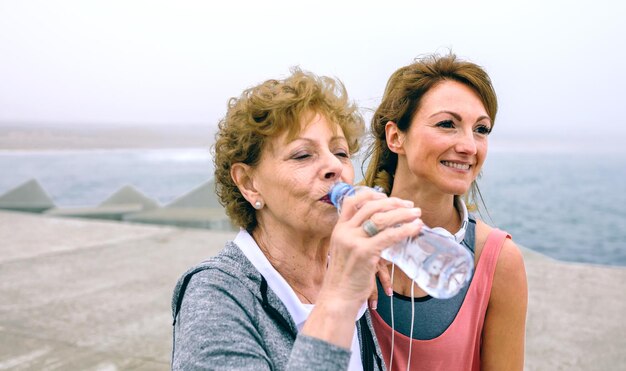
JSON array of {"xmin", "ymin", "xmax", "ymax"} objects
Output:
[
  {"xmin": 171, "ymin": 69, "xmax": 423, "ymax": 370},
  {"xmin": 364, "ymin": 54, "xmax": 528, "ymax": 370}
]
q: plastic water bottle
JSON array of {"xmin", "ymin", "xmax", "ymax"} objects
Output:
[{"xmin": 328, "ymin": 182, "xmax": 474, "ymax": 299}]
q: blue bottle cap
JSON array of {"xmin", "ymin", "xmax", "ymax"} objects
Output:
[{"xmin": 329, "ymin": 182, "xmax": 354, "ymax": 207}]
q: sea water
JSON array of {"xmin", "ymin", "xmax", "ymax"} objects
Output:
[
  {"xmin": 0, "ymin": 148, "xmax": 213, "ymax": 206},
  {"xmin": 1, "ymin": 148, "xmax": 625, "ymax": 267},
  {"xmin": 479, "ymin": 149, "xmax": 626, "ymax": 267}
]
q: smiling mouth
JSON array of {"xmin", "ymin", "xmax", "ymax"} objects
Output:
[{"xmin": 441, "ymin": 161, "xmax": 471, "ymax": 170}]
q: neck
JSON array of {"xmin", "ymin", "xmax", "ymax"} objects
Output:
[
  {"xmin": 391, "ymin": 184, "xmax": 461, "ymax": 234},
  {"xmin": 252, "ymin": 224, "xmax": 329, "ymax": 304}
]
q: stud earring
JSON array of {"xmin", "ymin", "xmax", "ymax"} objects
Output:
[{"xmin": 254, "ymin": 201, "xmax": 263, "ymax": 210}]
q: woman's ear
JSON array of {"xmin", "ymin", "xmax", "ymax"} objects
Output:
[
  {"xmin": 231, "ymin": 163, "xmax": 259, "ymax": 205},
  {"xmin": 385, "ymin": 121, "xmax": 406, "ymax": 154}
]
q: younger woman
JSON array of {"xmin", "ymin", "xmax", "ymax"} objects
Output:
[{"xmin": 364, "ymin": 54, "xmax": 528, "ymax": 370}]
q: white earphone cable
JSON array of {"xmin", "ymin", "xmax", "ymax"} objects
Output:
[
  {"xmin": 407, "ymin": 280, "xmax": 416, "ymax": 371},
  {"xmin": 389, "ymin": 262, "xmax": 395, "ymax": 371}
]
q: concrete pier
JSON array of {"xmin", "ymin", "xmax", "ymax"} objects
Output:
[{"xmin": 0, "ymin": 210, "xmax": 624, "ymax": 370}]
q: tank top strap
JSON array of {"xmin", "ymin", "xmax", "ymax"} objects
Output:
[{"xmin": 474, "ymin": 228, "xmax": 510, "ymax": 309}]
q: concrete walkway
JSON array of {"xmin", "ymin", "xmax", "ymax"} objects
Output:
[{"xmin": 0, "ymin": 211, "xmax": 624, "ymax": 370}]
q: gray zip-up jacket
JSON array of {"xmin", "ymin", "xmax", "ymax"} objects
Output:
[{"xmin": 172, "ymin": 241, "xmax": 385, "ymax": 370}]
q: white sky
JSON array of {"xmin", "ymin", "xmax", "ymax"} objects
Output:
[{"xmin": 1, "ymin": 0, "xmax": 625, "ymax": 150}]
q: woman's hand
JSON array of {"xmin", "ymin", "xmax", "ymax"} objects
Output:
[
  {"xmin": 369, "ymin": 259, "xmax": 393, "ymax": 310},
  {"xmin": 324, "ymin": 188, "xmax": 422, "ymax": 306},
  {"xmin": 302, "ymin": 188, "xmax": 422, "ymax": 348}
]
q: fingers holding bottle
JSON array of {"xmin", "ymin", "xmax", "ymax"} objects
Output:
[{"xmin": 323, "ymin": 196, "xmax": 423, "ymax": 306}]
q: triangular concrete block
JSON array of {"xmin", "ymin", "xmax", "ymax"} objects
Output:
[
  {"xmin": 0, "ymin": 179, "xmax": 55, "ymax": 212},
  {"xmin": 166, "ymin": 179, "xmax": 221, "ymax": 208},
  {"xmin": 100, "ymin": 185, "xmax": 159, "ymax": 210}
]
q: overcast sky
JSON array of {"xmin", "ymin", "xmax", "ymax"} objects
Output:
[{"xmin": 1, "ymin": 0, "xmax": 624, "ymax": 151}]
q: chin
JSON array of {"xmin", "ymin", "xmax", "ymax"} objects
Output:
[{"xmin": 442, "ymin": 183, "xmax": 471, "ymax": 196}]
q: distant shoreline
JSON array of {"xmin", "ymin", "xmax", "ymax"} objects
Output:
[
  {"xmin": 0, "ymin": 123, "xmax": 214, "ymax": 150},
  {"xmin": 2, "ymin": 123, "xmax": 625, "ymax": 154}
]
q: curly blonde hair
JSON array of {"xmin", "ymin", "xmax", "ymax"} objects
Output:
[
  {"xmin": 213, "ymin": 68, "xmax": 365, "ymax": 231},
  {"xmin": 363, "ymin": 53, "xmax": 498, "ymax": 211}
]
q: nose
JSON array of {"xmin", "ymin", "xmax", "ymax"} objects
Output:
[
  {"xmin": 322, "ymin": 151, "xmax": 343, "ymax": 180},
  {"xmin": 455, "ymin": 129, "xmax": 477, "ymax": 155}
]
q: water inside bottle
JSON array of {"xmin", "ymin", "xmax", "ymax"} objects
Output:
[{"xmin": 381, "ymin": 226, "xmax": 473, "ymax": 299}]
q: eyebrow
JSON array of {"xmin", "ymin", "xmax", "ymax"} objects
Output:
[
  {"xmin": 430, "ymin": 110, "xmax": 491, "ymax": 124},
  {"xmin": 292, "ymin": 135, "xmax": 347, "ymax": 144}
]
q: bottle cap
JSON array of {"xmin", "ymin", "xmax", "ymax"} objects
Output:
[{"xmin": 329, "ymin": 182, "xmax": 354, "ymax": 207}]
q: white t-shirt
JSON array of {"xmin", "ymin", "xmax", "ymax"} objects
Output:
[{"xmin": 235, "ymin": 229, "xmax": 366, "ymax": 371}]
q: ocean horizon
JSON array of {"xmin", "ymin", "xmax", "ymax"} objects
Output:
[{"xmin": 1, "ymin": 147, "xmax": 625, "ymax": 267}]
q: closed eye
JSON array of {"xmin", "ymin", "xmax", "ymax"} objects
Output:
[{"xmin": 292, "ymin": 153, "xmax": 311, "ymax": 160}]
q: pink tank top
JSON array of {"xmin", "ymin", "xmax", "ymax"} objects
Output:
[{"xmin": 371, "ymin": 229, "xmax": 510, "ymax": 371}]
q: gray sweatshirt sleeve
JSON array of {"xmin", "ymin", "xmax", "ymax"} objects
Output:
[
  {"xmin": 288, "ymin": 335, "xmax": 351, "ymax": 370},
  {"xmin": 172, "ymin": 269, "xmax": 352, "ymax": 370}
]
